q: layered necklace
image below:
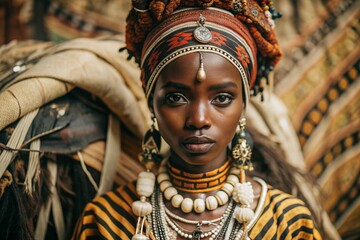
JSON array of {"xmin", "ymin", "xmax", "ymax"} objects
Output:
[
  {"xmin": 145, "ymin": 159, "xmax": 268, "ymax": 240},
  {"xmin": 148, "ymin": 181, "xmax": 268, "ymax": 240},
  {"xmin": 157, "ymin": 159, "xmax": 240, "ymax": 213},
  {"xmin": 132, "ymin": 155, "xmax": 268, "ymax": 240},
  {"xmin": 149, "ymin": 186, "xmax": 238, "ymax": 240}
]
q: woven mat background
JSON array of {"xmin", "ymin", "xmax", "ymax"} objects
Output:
[{"xmin": 1, "ymin": 0, "xmax": 359, "ymax": 238}]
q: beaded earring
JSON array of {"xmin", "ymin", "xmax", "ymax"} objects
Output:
[
  {"xmin": 138, "ymin": 114, "xmax": 163, "ymax": 169},
  {"xmin": 231, "ymin": 118, "xmax": 255, "ymax": 238},
  {"xmin": 231, "ymin": 118, "xmax": 253, "ymax": 171},
  {"xmin": 132, "ymin": 115, "xmax": 162, "ymax": 240}
]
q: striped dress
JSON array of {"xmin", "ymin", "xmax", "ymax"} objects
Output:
[{"xmin": 72, "ymin": 181, "xmax": 322, "ymax": 240}]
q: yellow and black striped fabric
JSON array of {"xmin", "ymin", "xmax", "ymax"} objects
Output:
[{"xmin": 73, "ymin": 182, "xmax": 322, "ymax": 240}]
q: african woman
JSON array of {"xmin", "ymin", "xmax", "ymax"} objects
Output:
[{"xmin": 73, "ymin": 1, "xmax": 322, "ymax": 239}]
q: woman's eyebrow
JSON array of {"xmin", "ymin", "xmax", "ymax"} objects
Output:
[
  {"xmin": 160, "ymin": 82, "xmax": 190, "ymax": 90},
  {"xmin": 208, "ymin": 82, "xmax": 238, "ymax": 91}
]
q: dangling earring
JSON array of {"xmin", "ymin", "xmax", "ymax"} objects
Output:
[
  {"xmin": 231, "ymin": 118, "xmax": 253, "ymax": 171},
  {"xmin": 139, "ymin": 114, "xmax": 163, "ymax": 169},
  {"xmin": 132, "ymin": 115, "xmax": 162, "ymax": 239},
  {"xmin": 231, "ymin": 117, "xmax": 255, "ymax": 238}
]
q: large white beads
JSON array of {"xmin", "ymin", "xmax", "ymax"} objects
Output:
[
  {"xmin": 159, "ymin": 180, "xmax": 172, "ymax": 192},
  {"xmin": 164, "ymin": 186, "xmax": 178, "ymax": 200},
  {"xmin": 171, "ymin": 194, "xmax": 184, "ymax": 208},
  {"xmin": 205, "ymin": 196, "xmax": 218, "ymax": 211},
  {"xmin": 221, "ymin": 182, "xmax": 234, "ymax": 196},
  {"xmin": 215, "ymin": 190, "xmax": 229, "ymax": 206},
  {"xmin": 232, "ymin": 182, "xmax": 254, "ymax": 206},
  {"xmin": 156, "ymin": 166, "xmax": 242, "ymax": 213},
  {"xmin": 234, "ymin": 207, "xmax": 255, "ymax": 223},
  {"xmin": 133, "ymin": 171, "xmax": 154, "ymax": 239},
  {"xmin": 227, "ymin": 174, "xmax": 240, "ymax": 186},
  {"xmin": 233, "ymin": 182, "xmax": 255, "ymax": 224},
  {"xmin": 194, "ymin": 199, "xmax": 205, "ymax": 213},
  {"xmin": 132, "ymin": 234, "xmax": 147, "ymax": 240},
  {"xmin": 132, "ymin": 200, "xmax": 152, "ymax": 217},
  {"xmin": 136, "ymin": 171, "xmax": 155, "ymax": 197},
  {"xmin": 157, "ymin": 172, "xmax": 170, "ymax": 184},
  {"xmin": 181, "ymin": 198, "xmax": 194, "ymax": 213}
]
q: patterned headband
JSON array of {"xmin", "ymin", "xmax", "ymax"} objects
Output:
[{"xmin": 140, "ymin": 8, "xmax": 258, "ymax": 105}]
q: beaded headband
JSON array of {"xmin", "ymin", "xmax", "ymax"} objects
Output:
[{"xmin": 140, "ymin": 8, "xmax": 258, "ymax": 106}]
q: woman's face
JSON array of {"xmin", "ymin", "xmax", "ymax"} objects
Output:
[{"xmin": 153, "ymin": 52, "xmax": 244, "ymax": 168}]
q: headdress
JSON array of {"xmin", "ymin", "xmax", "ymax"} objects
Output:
[
  {"xmin": 141, "ymin": 8, "xmax": 257, "ymax": 105},
  {"xmin": 123, "ymin": 0, "xmax": 283, "ymax": 102}
]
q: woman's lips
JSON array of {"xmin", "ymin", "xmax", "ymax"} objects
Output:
[
  {"xmin": 181, "ymin": 136, "xmax": 215, "ymax": 153},
  {"xmin": 182, "ymin": 142, "xmax": 215, "ymax": 153}
]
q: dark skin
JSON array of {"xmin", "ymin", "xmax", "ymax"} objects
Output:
[{"xmin": 152, "ymin": 52, "xmax": 260, "ymax": 239}]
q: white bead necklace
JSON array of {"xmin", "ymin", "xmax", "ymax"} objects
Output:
[
  {"xmin": 157, "ymin": 164, "xmax": 241, "ymax": 213},
  {"xmin": 160, "ymin": 192, "xmax": 235, "ymax": 240},
  {"xmin": 148, "ymin": 174, "xmax": 268, "ymax": 240}
]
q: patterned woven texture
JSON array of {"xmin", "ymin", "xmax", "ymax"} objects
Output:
[{"xmin": 274, "ymin": 0, "xmax": 360, "ymax": 238}]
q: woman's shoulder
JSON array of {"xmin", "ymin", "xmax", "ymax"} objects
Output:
[
  {"xmin": 89, "ymin": 180, "xmax": 138, "ymax": 209},
  {"xmin": 249, "ymin": 184, "xmax": 322, "ymax": 240},
  {"xmin": 72, "ymin": 181, "xmax": 139, "ymax": 240},
  {"xmin": 266, "ymin": 185, "xmax": 310, "ymax": 211}
]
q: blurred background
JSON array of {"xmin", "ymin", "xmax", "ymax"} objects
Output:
[{"xmin": 0, "ymin": 0, "xmax": 359, "ymax": 239}]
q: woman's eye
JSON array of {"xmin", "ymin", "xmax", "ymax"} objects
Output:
[
  {"xmin": 212, "ymin": 94, "xmax": 233, "ymax": 105},
  {"xmin": 165, "ymin": 93, "xmax": 187, "ymax": 104}
]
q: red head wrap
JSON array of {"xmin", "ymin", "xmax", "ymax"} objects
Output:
[
  {"xmin": 141, "ymin": 8, "xmax": 258, "ymax": 103},
  {"xmin": 124, "ymin": 1, "xmax": 283, "ymax": 102}
]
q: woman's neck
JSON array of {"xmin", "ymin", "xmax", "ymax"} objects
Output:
[{"xmin": 168, "ymin": 149, "xmax": 229, "ymax": 173}]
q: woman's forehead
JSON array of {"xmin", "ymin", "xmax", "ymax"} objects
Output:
[{"xmin": 157, "ymin": 52, "xmax": 242, "ymax": 84}]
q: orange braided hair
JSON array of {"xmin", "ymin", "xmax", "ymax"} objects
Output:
[{"xmin": 126, "ymin": 0, "xmax": 281, "ymax": 62}]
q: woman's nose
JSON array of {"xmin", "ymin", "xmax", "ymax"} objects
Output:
[{"xmin": 185, "ymin": 101, "xmax": 211, "ymax": 130}]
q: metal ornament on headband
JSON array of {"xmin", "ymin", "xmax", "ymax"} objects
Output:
[{"xmin": 194, "ymin": 14, "xmax": 212, "ymax": 44}]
